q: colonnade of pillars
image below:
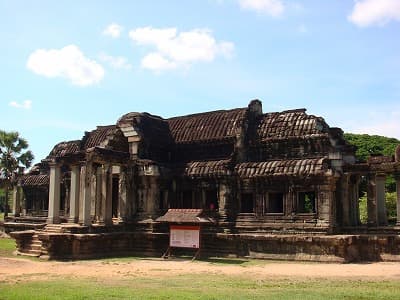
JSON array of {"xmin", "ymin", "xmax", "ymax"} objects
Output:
[
  {"xmin": 366, "ymin": 173, "xmax": 400, "ymax": 226},
  {"xmin": 47, "ymin": 162, "xmax": 129, "ymax": 226},
  {"xmin": 342, "ymin": 172, "xmax": 400, "ymax": 227}
]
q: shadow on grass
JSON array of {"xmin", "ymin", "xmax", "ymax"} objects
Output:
[{"xmin": 198, "ymin": 257, "xmax": 249, "ymax": 265}]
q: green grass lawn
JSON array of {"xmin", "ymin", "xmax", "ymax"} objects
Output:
[
  {"xmin": 0, "ymin": 275, "xmax": 400, "ymax": 300},
  {"xmin": 0, "ymin": 238, "xmax": 400, "ymax": 299},
  {"xmin": 0, "ymin": 237, "xmax": 15, "ymax": 257}
]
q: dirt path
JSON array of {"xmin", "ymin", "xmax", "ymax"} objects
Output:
[{"xmin": 1, "ymin": 257, "xmax": 400, "ymax": 283}]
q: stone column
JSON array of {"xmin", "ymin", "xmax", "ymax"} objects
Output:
[
  {"xmin": 11, "ymin": 185, "xmax": 21, "ymax": 217},
  {"xmin": 95, "ymin": 166, "xmax": 102, "ymax": 223},
  {"xmin": 127, "ymin": 166, "xmax": 136, "ymax": 217},
  {"xmin": 287, "ymin": 184, "xmax": 296, "ymax": 217},
  {"xmin": 81, "ymin": 162, "xmax": 93, "ymax": 226},
  {"xmin": 349, "ymin": 175, "xmax": 360, "ymax": 226},
  {"xmin": 376, "ymin": 174, "xmax": 387, "ymax": 226},
  {"xmin": 254, "ymin": 180, "xmax": 263, "ymax": 217},
  {"xmin": 340, "ymin": 175, "xmax": 351, "ymax": 227},
  {"xmin": 395, "ymin": 173, "xmax": 400, "ymax": 226},
  {"xmin": 146, "ymin": 177, "xmax": 159, "ymax": 217},
  {"xmin": 47, "ymin": 163, "xmax": 61, "ymax": 224},
  {"xmin": 317, "ymin": 183, "xmax": 335, "ymax": 228},
  {"xmin": 119, "ymin": 167, "xmax": 127, "ymax": 222},
  {"xmin": 64, "ymin": 181, "xmax": 70, "ymax": 216},
  {"xmin": 68, "ymin": 165, "xmax": 80, "ymax": 223},
  {"xmin": 101, "ymin": 164, "xmax": 113, "ymax": 226},
  {"xmin": 367, "ymin": 174, "xmax": 378, "ymax": 226},
  {"xmin": 218, "ymin": 180, "xmax": 232, "ymax": 221},
  {"xmin": 90, "ymin": 172, "xmax": 97, "ymax": 217}
]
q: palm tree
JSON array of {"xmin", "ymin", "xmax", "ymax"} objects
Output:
[{"xmin": 0, "ymin": 130, "xmax": 34, "ymax": 217}]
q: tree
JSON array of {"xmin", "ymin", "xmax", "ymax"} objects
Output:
[
  {"xmin": 344, "ymin": 133, "xmax": 400, "ymax": 162},
  {"xmin": 344, "ymin": 133, "xmax": 400, "ymax": 193},
  {"xmin": 0, "ymin": 130, "xmax": 34, "ymax": 217}
]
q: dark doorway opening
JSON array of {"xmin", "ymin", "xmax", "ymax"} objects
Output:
[
  {"xmin": 182, "ymin": 191, "xmax": 192, "ymax": 209},
  {"xmin": 112, "ymin": 176, "xmax": 119, "ymax": 218},
  {"xmin": 205, "ymin": 189, "xmax": 219, "ymax": 210},
  {"xmin": 241, "ymin": 193, "xmax": 254, "ymax": 213}
]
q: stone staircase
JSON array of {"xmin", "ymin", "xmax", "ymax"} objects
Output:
[
  {"xmin": 28, "ymin": 233, "xmax": 43, "ymax": 256},
  {"xmin": 43, "ymin": 224, "xmax": 65, "ymax": 233},
  {"xmin": 16, "ymin": 232, "xmax": 43, "ymax": 257},
  {"xmin": 14, "ymin": 225, "xmax": 66, "ymax": 257}
]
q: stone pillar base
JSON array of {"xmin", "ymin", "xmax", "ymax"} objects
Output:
[
  {"xmin": 96, "ymin": 221, "xmax": 112, "ymax": 226},
  {"xmin": 68, "ymin": 217, "xmax": 78, "ymax": 223},
  {"xmin": 117, "ymin": 217, "xmax": 128, "ymax": 224},
  {"xmin": 47, "ymin": 216, "xmax": 60, "ymax": 224}
]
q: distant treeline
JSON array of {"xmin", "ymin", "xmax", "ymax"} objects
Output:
[{"xmin": 344, "ymin": 133, "xmax": 400, "ymax": 162}]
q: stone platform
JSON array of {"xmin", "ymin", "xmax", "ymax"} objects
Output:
[{"xmin": 8, "ymin": 223, "xmax": 400, "ymax": 263}]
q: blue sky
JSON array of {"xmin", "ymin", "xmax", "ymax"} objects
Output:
[{"xmin": 1, "ymin": 0, "xmax": 400, "ymax": 164}]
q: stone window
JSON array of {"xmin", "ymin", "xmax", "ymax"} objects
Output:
[
  {"xmin": 265, "ymin": 192, "xmax": 284, "ymax": 214},
  {"xmin": 297, "ymin": 191, "xmax": 316, "ymax": 214},
  {"xmin": 241, "ymin": 193, "xmax": 254, "ymax": 213}
]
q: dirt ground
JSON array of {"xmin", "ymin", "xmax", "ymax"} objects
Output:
[{"xmin": 1, "ymin": 256, "xmax": 400, "ymax": 283}]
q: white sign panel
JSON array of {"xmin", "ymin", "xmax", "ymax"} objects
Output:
[{"xmin": 170, "ymin": 225, "xmax": 200, "ymax": 249}]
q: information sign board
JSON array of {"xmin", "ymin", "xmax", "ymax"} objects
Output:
[{"xmin": 169, "ymin": 225, "xmax": 200, "ymax": 249}]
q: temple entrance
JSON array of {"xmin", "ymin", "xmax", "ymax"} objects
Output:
[
  {"xmin": 182, "ymin": 191, "xmax": 193, "ymax": 209},
  {"xmin": 241, "ymin": 193, "xmax": 254, "ymax": 213},
  {"xmin": 205, "ymin": 189, "xmax": 218, "ymax": 210}
]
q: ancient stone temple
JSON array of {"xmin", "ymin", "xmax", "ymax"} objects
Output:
[{"xmin": 6, "ymin": 100, "xmax": 400, "ymax": 262}]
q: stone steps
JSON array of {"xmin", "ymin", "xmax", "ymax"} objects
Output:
[
  {"xmin": 19, "ymin": 250, "xmax": 42, "ymax": 257},
  {"xmin": 44, "ymin": 224, "xmax": 64, "ymax": 233},
  {"xmin": 18, "ymin": 233, "xmax": 43, "ymax": 257}
]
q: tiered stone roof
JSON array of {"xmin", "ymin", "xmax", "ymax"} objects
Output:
[
  {"xmin": 47, "ymin": 140, "xmax": 81, "ymax": 159},
  {"xmin": 34, "ymin": 100, "xmax": 359, "ymax": 180},
  {"xmin": 258, "ymin": 109, "xmax": 329, "ymax": 141},
  {"xmin": 167, "ymin": 108, "xmax": 247, "ymax": 144},
  {"xmin": 235, "ymin": 158, "xmax": 330, "ymax": 178},
  {"xmin": 20, "ymin": 174, "xmax": 49, "ymax": 186},
  {"xmin": 82, "ymin": 125, "xmax": 116, "ymax": 149},
  {"xmin": 185, "ymin": 159, "xmax": 232, "ymax": 178}
]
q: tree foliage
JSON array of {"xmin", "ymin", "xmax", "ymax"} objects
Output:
[
  {"xmin": 344, "ymin": 133, "xmax": 400, "ymax": 162},
  {"xmin": 0, "ymin": 130, "xmax": 34, "ymax": 215},
  {"xmin": 344, "ymin": 133, "xmax": 400, "ymax": 193},
  {"xmin": 345, "ymin": 133, "xmax": 399, "ymax": 220}
]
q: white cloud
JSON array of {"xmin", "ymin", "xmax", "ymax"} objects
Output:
[
  {"xmin": 238, "ymin": 0, "xmax": 285, "ymax": 17},
  {"xmin": 9, "ymin": 100, "xmax": 32, "ymax": 110},
  {"xmin": 141, "ymin": 52, "xmax": 177, "ymax": 72},
  {"xmin": 348, "ymin": 0, "xmax": 400, "ymax": 27},
  {"xmin": 102, "ymin": 23, "xmax": 123, "ymax": 38},
  {"xmin": 128, "ymin": 27, "xmax": 234, "ymax": 72},
  {"xmin": 27, "ymin": 45, "xmax": 105, "ymax": 86},
  {"xmin": 98, "ymin": 53, "xmax": 132, "ymax": 70}
]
